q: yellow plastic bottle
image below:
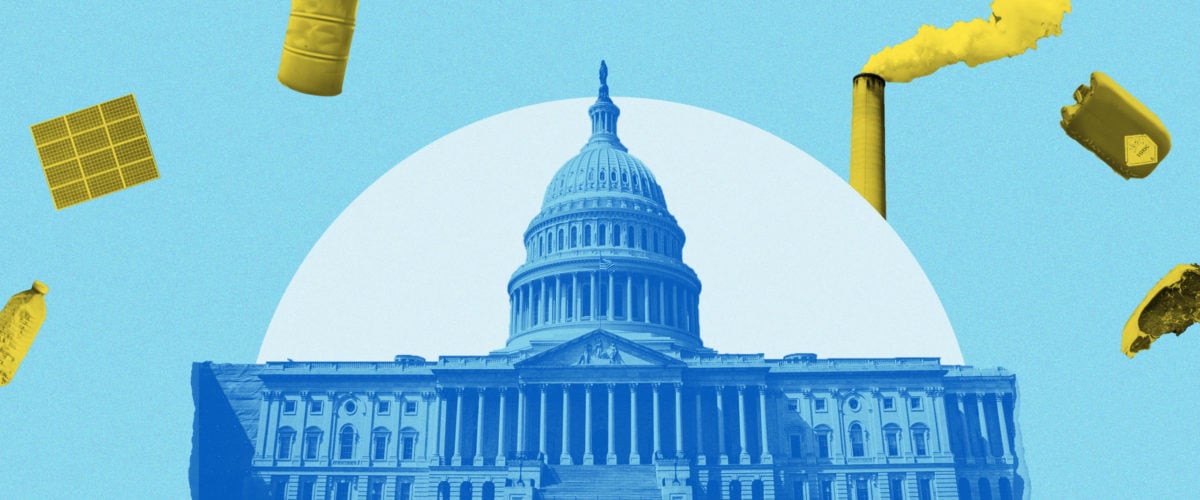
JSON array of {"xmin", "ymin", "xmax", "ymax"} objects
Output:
[
  {"xmin": 277, "ymin": 0, "xmax": 360, "ymax": 96},
  {"xmin": 0, "ymin": 281, "xmax": 49, "ymax": 386}
]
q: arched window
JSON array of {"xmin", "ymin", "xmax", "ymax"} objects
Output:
[
  {"xmin": 598, "ymin": 224, "xmax": 606, "ymax": 245},
  {"xmin": 303, "ymin": 427, "xmax": 322, "ymax": 460},
  {"xmin": 371, "ymin": 427, "xmax": 390, "ymax": 461},
  {"xmin": 957, "ymin": 477, "xmax": 973, "ymax": 500},
  {"xmin": 998, "ymin": 478, "xmax": 1013, "ymax": 500},
  {"xmin": 751, "ymin": 480, "xmax": 764, "ymax": 500},
  {"xmin": 570, "ymin": 226, "xmax": 578, "ymax": 248},
  {"xmin": 538, "ymin": 234, "xmax": 544, "ymax": 256},
  {"xmin": 339, "ymin": 425, "xmax": 356, "ymax": 460},
  {"xmin": 276, "ymin": 427, "xmax": 296, "ymax": 460},
  {"xmin": 884, "ymin": 424, "xmax": 902, "ymax": 457},
  {"xmin": 849, "ymin": 423, "xmax": 866, "ymax": 457},
  {"xmin": 911, "ymin": 423, "xmax": 930, "ymax": 456},
  {"xmin": 438, "ymin": 482, "xmax": 451, "ymax": 500},
  {"xmin": 653, "ymin": 231, "xmax": 659, "ymax": 252},
  {"xmin": 978, "ymin": 478, "xmax": 992, "ymax": 500},
  {"xmin": 626, "ymin": 226, "xmax": 635, "ymax": 248},
  {"xmin": 814, "ymin": 425, "xmax": 832, "ymax": 459},
  {"xmin": 583, "ymin": 225, "xmax": 592, "ymax": 246},
  {"xmin": 729, "ymin": 480, "xmax": 743, "ymax": 500},
  {"xmin": 641, "ymin": 228, "xmax": 647, "ymax": 249},
  {"xmin": 459, "ymin": 481, "xmax": 472, "ymax": 500},
  {"xmin": 613, "ymin": 226, "xmax": 621, "ymax": 246},
  {"xmin": 482, "ymin": 482, "xmax": 495, "ymax": 500}
]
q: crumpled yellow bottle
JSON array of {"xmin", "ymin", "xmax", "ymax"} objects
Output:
[{"xmin": 0, "ymin": 281, "xmax": 49, "ymax": 386}]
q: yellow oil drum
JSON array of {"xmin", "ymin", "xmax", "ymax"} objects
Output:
[{"xmin": 277, "ymin": 0, "xmax": 359, "ymax": 96}]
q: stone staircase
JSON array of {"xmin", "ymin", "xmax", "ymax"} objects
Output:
[{"xmin": 539, "ymin": 464, "xmax": 662, "ymax": 500}]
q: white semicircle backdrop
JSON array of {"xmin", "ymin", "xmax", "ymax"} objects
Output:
[{"xmin": 258, "ymin": 98, "xmax": 963, "ymax": 365}]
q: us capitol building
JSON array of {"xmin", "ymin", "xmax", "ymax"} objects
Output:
[{"xmin": 192, "ymin": 63, "xmax": 1027, "ymax": 500}]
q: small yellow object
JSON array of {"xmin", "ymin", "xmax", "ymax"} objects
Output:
[
  {"xmin": 1060, "ymin": 72, "xmax": 1171, "ymax": 179},
  {"xmin": 1122, "ymin": 264, "xmax": 1200, "ymax": 358},
  {"xmin": 0, "ymin": 281, "xmax": 49, "ymax": 386},
  {"xmin": 30, "ymin": 95, "xmax": 159, "ymax": 209},
  {"xmin": 278, "ymin": 0, "xmax": 359, "ymax": 96}
]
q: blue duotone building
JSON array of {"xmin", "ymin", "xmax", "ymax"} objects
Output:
[{"xmin": 192, "ymin": 63, "xmax": 1027, "ymax": 500}]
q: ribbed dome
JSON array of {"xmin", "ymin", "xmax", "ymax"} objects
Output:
[{"xmin": 541, "ymin": 147, "xmax": 667, "ymax": 210}]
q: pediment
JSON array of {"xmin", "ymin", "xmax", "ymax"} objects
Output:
[{"xmin": 515, "ymin": 330, "xmax": 684, "ymax": 368}]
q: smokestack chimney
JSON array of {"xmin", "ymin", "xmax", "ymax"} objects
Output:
[{"xmin": 850, "ymin": 73, "xmax": 886, "ymax": 218}]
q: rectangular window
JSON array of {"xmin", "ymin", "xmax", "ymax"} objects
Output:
[
  {"xmin": 790, "ymin": 434, "xmax": 803, "ymax": 458},
  {"xmin": 882, "ymin": 397, "xmax": 895, "ymax": 411},
  {"xmin": 814, "ymin": 398, "xmax": 827, "ymax": 412},
  {"xmin": 404, "ymin": 401, "xmax": 418, "ymax": 415},
  {"xmin": 918, "ymin": 478, "xmax": 933, "ymax": 500},
  {"xmin": 378, "ymin": 401, "xmax": 390, "ymax": 415},
  {"xmin": 402, "ymin": 436, "xmax": 416, "ymax": 460},
  {"xmin": 821, "ymin": 480, "xmax": 834, "ymax": 500},
  {"xmin": 304, "ymin": 433, "xmax": 320, "ymax": 460},
  {"xmin": 910, "ymin": 397, "xmax": 923, "ymax": 411},
  {"xmin": 787, "ymin": 398, "xmax": 800, "ymax": 412},
  {"xmin": 373, "ymin": 434, "xmax": 388, "ymax": 460},
  {"xmin": 368, "ymin": 478, "xmax": 385, "ymax": 500},
  {"xmin": 856, "ymin": 478, "xmax": 869, "ymax": 500},
  {"xmin": 283, "ymin": 400, "xmax": 297, "ymax": 414},
  {"xmin": 817, "ymin": 434, "xmax": 830, "ymax": 459},
  {"xmin": 890, "ymin": 477, "xmax": 904, "ymax": 500},
  {"xmin": 335, "ymin": 481, "xmax": 350, "ymax": 500},
  {"xmin": 887, "ymin": 432, "xmax": 900, "ymax": 457},
  {"xmin": 310, "ymin": 400, "xmax": 324, "ymax": 415},
  {"xmin": 398, "ymin": 482, "xmax": 412, "ymax": 500}
]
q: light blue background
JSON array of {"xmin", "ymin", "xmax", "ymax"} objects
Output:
[{"xmin": 1, "ymin": 2, "xmax": 1196, "ymax": 497}]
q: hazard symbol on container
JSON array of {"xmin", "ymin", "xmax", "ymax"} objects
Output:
[{"xmin": 1124, "ymin": 134, "xmax": 1158, "ymax": 167}]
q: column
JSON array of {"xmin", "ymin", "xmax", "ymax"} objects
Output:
[
  {"xmin": 658, "ymin": 280, "xmax": 666, "ymax": 325},
  {"xmin": 629, "ymin": 383, "xmax": 641, "ymax": 464},
  {"xmin": 671, "ymin": 284, "xmax": 679, "ymax": 327},
  {"xmin": 452, "ymin": 388, "xmax": 464, "ymax": 466},
  {"xmin": 626, "ymin": 273, "xmax": 633, "ymax": 320},
  {"xmin": 572, "ymin": 273, "xmax": 580, "ymax": 321},
  {"xmin": 539, "ymin": 279, "xmax": 547, "ymax": 326},
  {"xmin": 759, "ymin": 385, "xmax": 772, "ymax": 463},
  {"xmin": 516, "ymin": 385, "xmax": 526, "ymax": 459},
  {"xmin": 695, "ymin": 391, "xmax": 705, "ymax": 464},
  {"xmin": 497, "ymin": 388, "xmax": 508, "ymax": 465},
  {"xmin": 256, "ymin": 391, "xmax": 274, "ymax": 458},
  {"xmin": 435, "ymin": 390, "xmax": 447, "ymax": 465},
  {"xmin": 367, "ymin": 392, "xmax": 377, "ymax": 465},
  {"xmin": 607, "ymin": 384, "xmax": 617, "ymax": 464},
  {"xmin": 996, "ymin": 393, "xmax": 1012, "ymax": 462},
  {"xmin": 716, "ymin": 386, "xmax": 728, "ymax": 464},
  {"xmin": 607, "ymin": 272, "xmax": 615, "ymax": 321},
  {"xmin": 737, "ymin": 385, "xmax": 750, "ymax": 464},
  {"xmin": 474, "ymin": 389, "xmax": 486, "ymax": 466},
  {"xmin": 976, "ymin": 393, "xmax": 991, "ymax": 461},
  {"xmin": 590, "ymin": 272, "xmax": 598, "ymax": 318},
  {"xmin": 558, "ymin": 275, "xmax": 566, "ymax": 323},
  {"xmin": 956, "ymin": 393, "xmax": 973, "ymax": 460},
  {"xmin": 673, "ymin": 383, "xmax": 683, "ymax": 457},
  {"xmin": 561, "ymin": 384, "xmax": 573, "ymax": 465},
  {"xmin": 930, "ymin": 388, "xmax": 950, "ymax": 455},
  {"xmin": 326, "ymin": 392, "xmax": 337, "ymax": 465},
  {"xmin": 539, "ymin": 385, "xmax": 548, "ymax": 462},
  {"xmin": 652, "ymin": 383, "xmax": 662, "ymax": 459},
  {"xmin": 584, "ymin": 384, "xmax": 595, "ymax": 464},
  {"xmin": 420, "ymin": 392, "xmax": 431, "ymax": 461},
  {"xmin": 643, "ymin": 276, "xmax": 651, "ymax": 324},
  {"xmin": 509, "ymin": 292, "xmax": 515, "ymax": 333},
  {"xmin": 514, "ymin": 290, "xmax": 521, "ymax": 331}
]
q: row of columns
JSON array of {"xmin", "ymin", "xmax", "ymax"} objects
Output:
[
  {"xmin": 509, "ymin": 272, "xmax": 697, "ymax": 335},
  {"xmin": 953, "ymin": 392, "xmax": 1013, "ymax": 463},
  {"xmin": 433, "ymin": 383, "xmax": 772, "ymax": 467},
  {"xmin": 528, "ymin": 222, "xmax": 680, "ymax": 261}
]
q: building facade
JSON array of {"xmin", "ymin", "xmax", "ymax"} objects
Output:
[{"xmin": 192, "ymin": 63, "xmax": 1026, "ymax": 500}]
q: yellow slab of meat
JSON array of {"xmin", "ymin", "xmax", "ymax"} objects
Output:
[
  {"xmin": 1122, "ymin": 264, "xmax": 1200, "ymax": 358},
  {"xmin": 0, "ymin": 281, "xmax": 49, "ymax": 385},
  {"xmin": 1061, "ymin": 72, "xmax": 1171, "ymax": 179}
]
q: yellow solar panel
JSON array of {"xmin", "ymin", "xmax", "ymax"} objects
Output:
[{"xmin": 30, "ymin": 94, "xmax": 159, "ymax": 209}]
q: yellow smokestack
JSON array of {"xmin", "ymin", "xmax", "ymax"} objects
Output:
[
  {"xmin": 862, "ymin": 0, "xmax": 1071, "ymax": 83},
  {"xmin": 850, "ymin": 73, "xmax": 886, "ymax": 218}
]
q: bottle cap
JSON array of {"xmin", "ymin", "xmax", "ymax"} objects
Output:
[{"xmin": 31, "ymin": 281, "xmax": 49, "ymax": 295}]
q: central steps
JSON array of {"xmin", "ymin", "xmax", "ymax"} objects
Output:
[{"xmin": 539, "ymin": 464, "xmax": 661, "ymax": 500}]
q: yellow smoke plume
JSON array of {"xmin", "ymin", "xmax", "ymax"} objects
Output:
[{"xmin": 862, "ymin": 0, "xmax": 1071, "ymax": 83}]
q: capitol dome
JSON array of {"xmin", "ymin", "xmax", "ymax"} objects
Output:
[{"xmin": 502, "ymin": 62, "xmax": 706, "ymax": 356}]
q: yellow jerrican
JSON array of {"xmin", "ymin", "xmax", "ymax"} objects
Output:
[
  {"xmin": 862, "ymin": 0, "xmax": 1071, "ymax": 83},
  {"xmin": 0, "ymin": 281, "xmax": 49, "ymax": 386},
  {"xmin": 1061, "ymin": 72, "xmax": 1171, "ymax": 179},
  {"xmin": 278, "ymin": 0, "xmax": 360, "ymax": 96}
]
